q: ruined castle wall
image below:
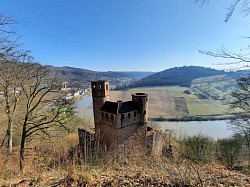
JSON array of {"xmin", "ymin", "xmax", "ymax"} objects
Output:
[
  {"xmin": 118, "ymin": 122, "xmax": 145, "ymax": 144},
  {"xmin": 146, "ymin": 129, "xmax": 163, "ymax": 157},
  {"xmin": 99, "ymin": 123, "xmax": 118, "ymax": 150},
  {"xmin": 78, "ymin": 128, "xmax": 96, "ymax": 162},
  {"xmin": 118, "ymin": 125, "xmax": 147, "ymax": 157},
  {"xmin": 104, "ymin": 125, "xmax": 147, "ymax": 162},
  {"xmin": 119, "ymin": 111, "xmax": 144, "ymax": 127},
  {"xmin": 100, "ymin": 111, "xmax": 118, "ymax": 126},
  {"xmin": 98, "ymin": 112, "xmax": 146, "ymax": 149}
]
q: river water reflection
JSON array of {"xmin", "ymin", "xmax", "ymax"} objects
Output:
[
  {"xmin": 75, "ymin": 96, "xmax": 94, "ymax": 125},
  {"xmin": 153, "ymin": 120, "xmax": 233, "ymax": 139},
  {"xmin": 76, "ymin": 96, "xmax": 233, "ymax": 139}
]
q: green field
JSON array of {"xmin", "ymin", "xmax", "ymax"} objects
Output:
[
  {"xmin": 111, "ymin": 74, "xmax": 238, "ymax": 118},
  {"xmin": 129, "ymin": 86, "xmax": 231, "ymax": 116}
]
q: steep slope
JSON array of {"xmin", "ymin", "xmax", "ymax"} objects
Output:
[{"xmin": 129, "ymin": 66, "xmax": 226, "ymax": 88}]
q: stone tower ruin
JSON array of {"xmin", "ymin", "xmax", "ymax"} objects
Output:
[
  {"xmin": 78, "ymin": 80, "xmax": 163, "ymax": 160},
  {"xmin": 91, "ymin": 80, "xmax": 148, "ymax": 151}
]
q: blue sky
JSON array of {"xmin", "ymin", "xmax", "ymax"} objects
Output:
[{"xmin": 0, "ymin": 0, "xmax": 249, "ymax": 71}]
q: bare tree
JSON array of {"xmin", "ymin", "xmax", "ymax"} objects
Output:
[
  {"xmin": 199, "ymin": 45, "xmax": 250, "ymax": 70},
  {"xmin": 0, "ymin": 12, "xmax": 74, "ymax": 170},
  {"xmin": 229, "ymin": 76, "xmax": 250, "ymax": 167},
  {"xmin": 197, "ymin": 0, "xmax": 250, "ymax": 68},
  {"xmin": 0, "ymin": 13, "xmax": 24, "ymax": 156},
  {"xmin": 196, "ymin": 0, "xmax": 250, "ymax": 167},
  {"xmin": 18, "ymin": 63, "xmax": 74, "ymax": 171},
  {"xmin": 195, "ymin": 0, "xmax": 250, "ymax": 22},
  {"xmin": 0, "ymin": 13, "xmax": 18, "ymax": 58},
  {"xmin": 0, "ymin": 60, "xmax": 23, "ymax": 155}
]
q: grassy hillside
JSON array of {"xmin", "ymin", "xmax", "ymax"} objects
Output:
[
  {"xmin": 128, "ymin": 66, "xmax": 226, "ymax": 88},
  {"xmin": 191, "ymin": 74, "xmax": 237, "ymax": 101}
]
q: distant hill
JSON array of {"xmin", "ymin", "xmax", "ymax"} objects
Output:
[
  {"xmin": 128, "ymin": 66, "xmax": 226, "ymax": 88},
  {"xmin": 125, "ymin": 72, "xmax": 155, "ymax": 79},
  {"xmin": 47, "ymin": 66, "xmax": 134, "ymax": 82},
  {"xmin": 46, "ymin": 65, "xmax": 250, "ymax": 88}
]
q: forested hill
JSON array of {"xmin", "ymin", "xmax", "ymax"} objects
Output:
[
  {"xmin": 47, "ymin": 65, "xmax": 133, "ymax": 82},
  {"xmin": 128, "ymin": 66, "xmax": 226, "ymax": 88},
  {"xmin": 47, "ymin": 66, "xmax": 155, "ymax": 82}
]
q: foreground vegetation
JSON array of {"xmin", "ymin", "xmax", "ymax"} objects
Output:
[{"xmin": 0, "ymin": 126, "xmax": 249, "ymax": 187}]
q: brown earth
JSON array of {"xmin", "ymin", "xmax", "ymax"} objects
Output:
[
  {"xmin": 174, "ymin": 97, "xmax": 189, "ymax": 115},
  {"xmin": 110, "ymin": 90, "xmax": 189, "ymax": 119}
]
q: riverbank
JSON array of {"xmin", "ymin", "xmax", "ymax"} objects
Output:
[{"xmin": 150, "ymin": 113, "xmax": 239, "ymax": 122}]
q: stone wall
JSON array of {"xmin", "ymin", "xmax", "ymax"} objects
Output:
[
  {"xmin": 98, "ymin": 123, "xmax": 118, "ymax": 151},
  {"xmin": 97, "ymin": 111, "xmax": 145, "ymax": 150},
  {"xmin": 104, "ymin": 125, "xmax": 147, "ymax": 162},
  {"xmin": 78, "ymin": 126, "xmax": 164, "ymax": 163},
  {"xmin": 78, "ymin": 128, "xmax": 96, "ymax": 162},
  {"xmin": 146, "ymin": 127, "xmax": 163, "ymax": 157},
  {"xmin": 118, "ymin": 122, "xmax": 144, "ymax": 144}
]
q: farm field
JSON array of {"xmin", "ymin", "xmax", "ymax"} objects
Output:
[{"xmin": 110, "ymin": 86, "xmax": 230, "ymax": 119}]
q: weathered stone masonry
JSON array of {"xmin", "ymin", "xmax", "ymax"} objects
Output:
[
  {"xmin": 78, "ymin": 80, "xmax": 163, "ymax": 159},
  {"xmin": 92, "ymin": 80, "xmax": 148, "ymax": 150}
]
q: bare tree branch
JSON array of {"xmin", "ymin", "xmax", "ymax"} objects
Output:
[
  {"xmin": 195, "ymin": 0, "xmax": 250, "ymax": 22},
  {"xmin": 199, "ymin": 46, "xmax": 250, "ymax": 64},
  {"xmin": 225, "ymin": 0, "xmax": 241, "ymax": 22}
]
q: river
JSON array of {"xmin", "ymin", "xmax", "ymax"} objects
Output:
[
  {"xmin": 153, "ymin": 120, "xmax": 233, "ymax": 140},
  {"xmin": 75, "ymin": 96, "xmax": 94, "ymax": 124},
  {"xmin": 76, "ymin": 96, "xmax": 234, "ymax": 139}
]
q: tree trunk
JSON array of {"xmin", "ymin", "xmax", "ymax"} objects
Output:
[
  {"xmin": 7, "ymin": 119, "xmax": 12, "ymax": 156},
  {"xmin": 19, "ymin": 125, "xmax": 26, "ymax": 171},
  {"xmin": 247, "ymin": 140, "xmax": 250, "ymax": 169}
]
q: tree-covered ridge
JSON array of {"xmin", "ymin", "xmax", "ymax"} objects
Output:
[
  {"xmin": 129, "ymin": 66, "xmax": 226, "ymax": 88},
  {"xmin": 47, "ymin": 65, "xmax": 134, "ymax": 82}
]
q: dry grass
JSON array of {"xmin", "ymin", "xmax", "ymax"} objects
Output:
[{"xmin": 0, "ymin": 133, "xmax": 249, "ymax": 186}]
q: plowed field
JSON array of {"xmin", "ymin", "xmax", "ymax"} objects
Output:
[{"xmin": 110, "ymin": 89, "xmax": 189, "ymax": 119}]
